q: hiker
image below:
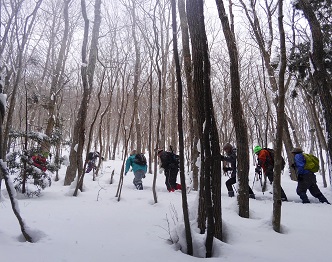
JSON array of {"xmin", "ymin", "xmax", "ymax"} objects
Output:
[
  {"xmin": 85, "ymin": 151, "xmax": 100, "ymax": 173},
  {"xmin": 291, "ymin": 147, "xmax": 330, "ymax": 204},
  {"xmin": 253, "ymin": 146, "xmax": 288, "ymax": 201},
  {"xmin": 221, "ymin": 143, "xmax": 255, "ymax": 198},
  {"xmin": 125, "ymin": 150, "xmax": 147, "ymax": 190},
  {"xmin": 32, "ymin": 152, "xmax": 48, "ymax": 172},
  {"xmin": 157, "ymin": 149, "xmax": 181, "ymax": 192}
]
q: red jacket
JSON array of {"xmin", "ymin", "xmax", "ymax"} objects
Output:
[
  {"xmin": 32, "ymin": 155, "xmax": 47, "ymax": 172},
  {"xmin": 257, "ymin": 149, "xmax": 273, "ymax": 172}
]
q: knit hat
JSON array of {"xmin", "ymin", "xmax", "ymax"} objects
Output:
[
  {"xmin": 223, "ymin": 143, "xmax": 233, "ymax": 151},
  {"xmin": 253, "ymin": 146, "xmax": 262, "ymax": 154},
  {"xmin": 291, "ymin": 147, "xmax": 303, "ymax": 153}
]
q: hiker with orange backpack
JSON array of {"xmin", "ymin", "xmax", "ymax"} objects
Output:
[
  {"xmin": 291, "ymin": 147, "xmax": 330, "ymax": 204},
  {"xmin": 253, "ymin": 146, "xmax": 288, "ymax": 201}
]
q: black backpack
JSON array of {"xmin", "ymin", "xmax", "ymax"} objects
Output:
[
  {"xmin": 134, "ymin": 153, "xmax": 147, "ymax": 166},
  {"xmin": 264, "ymin": 148, "xmax": 285, "ymax": 170},
  {"xmin": 166, "ymin": 151, "xmax": 180, "ymax": 168},
  {"xmin": 87, "ymin": 152, "xmax": 94, "ymax": 160}
]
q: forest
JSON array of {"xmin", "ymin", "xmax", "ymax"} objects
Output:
[{"xmin": 0, "ymin": 0, "xmax": 331, "ymax": 257}]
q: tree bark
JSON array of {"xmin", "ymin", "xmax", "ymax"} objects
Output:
[
  {"xmin": 272, "ymin": 0, "xmax": 287, "ymax": 233},
  {"xmin": 215, "ymin": 0, "xmax": 250, "ymax": 218},
  {"xmin": 171, "ymin": 0, "xmax": 193, "ymax": 255}
]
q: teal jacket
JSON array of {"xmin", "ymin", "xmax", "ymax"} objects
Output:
[{"xmin": 125, "ymin": 154, "xmax": 147, "ymax": 173}]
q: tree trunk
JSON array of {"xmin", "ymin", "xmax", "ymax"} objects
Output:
[
  {"xmin": 171, "ymin": 0, "xmax": 193, "ymax": 255},
  {"xmin": 178, "ymin": 0, "xmax": 199, "ymax": 191},
  {"xmin": 187, "ymin": 0, "xmax": 222, "ymax": 256},
  {"xmin": 3, "ymin": 0, "xmax": 43, "ymax": 155},
  {"xmin": 272, "ymin": 0, "xmax": 287, "ymax": 233},
  {"xmin": 64, "ymin": 0, "xmax": 102, "ymax": 187},
  {"xmin": 43, "ymin": 0, "xmax": 71, "ymax": 153},
  {"xmin": 215, "ymin": 0, "xmax": 250, "ymax": 218}
]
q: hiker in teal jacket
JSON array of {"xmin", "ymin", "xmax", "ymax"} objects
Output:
[
  {"xmin": 125, "ymin": 150, "xmax": 147, "ymax": 190},
  {"xmin": 292, "ymin": 147, "xmax": 330, "ymax": 204}
]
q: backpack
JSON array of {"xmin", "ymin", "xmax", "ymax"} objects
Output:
[
  {"xmin": 168, "ymin": 151, "xmax": 180, "ymax": 167},
  {"xmin": 88, "ymin": 152, "xmax": 95, "ymax": 160},
  {"xmin": 264, "ymin": 148, "xmax": 285, "ymax": 170},
  {"xmin": 303, "ymin": 153, "xmax": 319, "ymax": 173},
  {"xmin": 134, "ymin": 153, "xmax": 147, "ymax": 166},
  {"xmin": 161, "ymin": 151, "xmax": 179, "ymax": 168}
]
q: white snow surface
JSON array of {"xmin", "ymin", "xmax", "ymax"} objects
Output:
[{"xmin": 1, "ymin": 157, "xmax": 331, "ymax": 262}]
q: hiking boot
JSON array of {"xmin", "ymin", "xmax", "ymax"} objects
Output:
[
  {"xmin": 317, "ymin": 194, "xmax": 330, "ymax": 204},
  {"xmin": 136, "ymin": 184, "xmax": 143, "ymax": 190},
  {"xmin": 228, "ymin": 191, "xmax": 235, "ymax": 197},
  {"xmin": 302, "ymin": 199, "xmax": 310, "ymax": 204},
  {"xmin": 175, "ymin": 184, "xmax": 182, "ymax": 190},
  {"xmin": 249, "ymin": 194, "xmax": 255, "ymax": 199}
]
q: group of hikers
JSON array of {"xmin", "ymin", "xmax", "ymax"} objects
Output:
[
  {"xmin": 124, "ymin": 148, "xmax": 181, "ymax": 192},
  {"xmin": 85, "ymin": 143, "xmax": 330, "ymax": 205},
  {"xmin": 222, "ymin": 143, "xmax": 330, "ymax": 204}
]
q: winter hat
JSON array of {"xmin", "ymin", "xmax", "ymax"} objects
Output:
[
  {"xmin": 223, "ymin": 143, "xmax": 233, "ymax": 151},
  {"xmin": 130, "ymin": 150, "xmax": 137, "ymax": 156},
  {"xmin": 253, "ymin": 146, "xmax": 262, "ymax": 154},
  {"xmin": 291, "ymin": 147, "xmax": 303, "ymax": 154}
]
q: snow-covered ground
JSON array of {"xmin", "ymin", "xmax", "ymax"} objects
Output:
[{"xmin": 1, "ymin": 157, "xmax": 331, "ymax": 262}]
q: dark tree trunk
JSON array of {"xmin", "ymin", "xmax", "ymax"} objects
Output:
[
  {"xmin": 171, "ymin": 0, "xmax": 193, "ymax": 255},
  {"xmin": 178, "ymin": 0, "xmax": 199, "ymax": 191},
  {"xmin": 215, "ymin": 0, "xmax": 250, "ymax": 218},
  {"xmin": 272, "ymin": 0, "xmax": 287, "ymax": 233},
  {"xmin": 187, "ymin": 0, "xmax": 222, "ymax": 256}
]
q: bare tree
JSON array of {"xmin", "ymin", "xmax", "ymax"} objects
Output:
[
  {"xmin": 215, "ymin": 0, "xmax": 250, "ymax": 218},
  {"xmin": 186, "ymin": 0, "xmax": 222, "ymax": 256},
  {"xmin": 272, "ymin": 0, "xmax": 287, "ymax": 233},
  {"xmin": 171, "ymin": 0, "xmax": 193, "ymax": 255},
  {"xmin": 64, "ymin": 0, "xmax": 102, "ymax": 187},
  {"xmin": 178, "ymin": 0, "xmax": 199, "ymax": 191},
  {"xmin": 42, "ymin": 0, "xmax": 72, "ymax": 152},
  {"xmin": 3, "ymin": 0, "xmax": 43, "ymax": 155}
]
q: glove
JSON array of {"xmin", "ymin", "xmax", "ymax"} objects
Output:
[
  {"xmin": 223, "ymin": 167, "xmax": 232, "ymax": 172},
  {"xmin": 255, "ymin": 166, "xmax": 261, "ymax": 173},
  {"xmin": 220, "ymin": 155, "xmax": 225, "ymax": 161},
  {"xmin": 159, "ymin": 168, "xmax": 164, "ymax": 174},
  {"xmin": 142, "ymin": 174, "xmax": 146, "ymax": 178}
]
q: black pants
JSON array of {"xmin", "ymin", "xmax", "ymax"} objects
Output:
[
  {"xmin": 164, "ymin": 166, "xmax": 178, "ymax": 190},
  {"xmin": 297, "ymin": 173, "xmax": 327, "ymax": 203},
  {"xmin": 226, "ymin": 176, "xmax": 254, "ymax": 195}
]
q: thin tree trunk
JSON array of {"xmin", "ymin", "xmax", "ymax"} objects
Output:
[
  {"xmin": 178, "ymin": 0, "xmax": 199, "ymax": 191},
  {"xmin": 171, "ymin": 0, "xmax": 193, "ymax": 255},
  {"xmin": 43, "ymin": 0, "xmax": 71, "ymax": 152},
  {"xmin": 215, "ymin": 0, "xmax": 250, "ymax": 218},
  {"xmin": 272, "ymin": 0, "xmax": 287, "ymax": 233}
]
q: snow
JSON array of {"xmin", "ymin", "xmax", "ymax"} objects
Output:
[{"xmin": 1, "ymin": 157, "xmax": 331, "ymax": 262}]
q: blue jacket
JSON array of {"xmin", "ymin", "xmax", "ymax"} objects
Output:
[
  {"xmin": 294, "ymin": 153, "xmax": 311, "ymax": 175},
  {"xmin": 125, "ymin": 154, "xmax": 147, "ymax": 174}
]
